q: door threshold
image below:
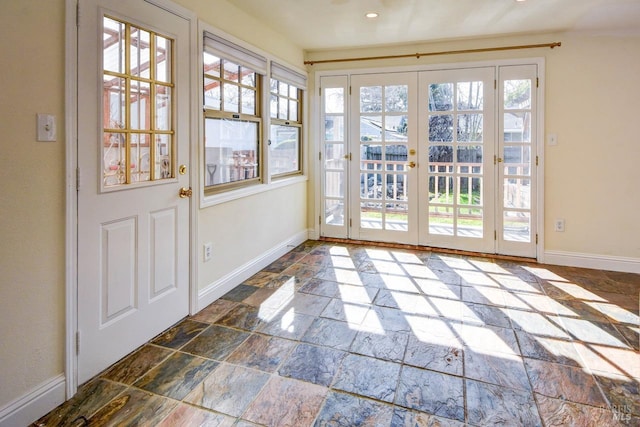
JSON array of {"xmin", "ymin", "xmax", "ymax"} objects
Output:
[{"xmin": 318, "ymin": 237, "xmax": 537, "ymax": 264}]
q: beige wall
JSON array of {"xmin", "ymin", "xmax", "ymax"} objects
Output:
[
  {"xmin": 197, "ymin": 183, "xmax": 307, "ymax": 290},
  {"xmin": 0, "ymin": 0, "xmax": 67, "ymax": 406},
  {"xmin": 0, "ymin": 0, "xmax": 307, "ymax": 414},
  {"xmin": 306, "ymin": 31, "xmax": 640, "ymax": 260}
]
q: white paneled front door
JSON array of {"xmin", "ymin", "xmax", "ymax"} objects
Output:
[{"xmin": 77, "ymin": 0, "xmax": 191, "ymax": 384}]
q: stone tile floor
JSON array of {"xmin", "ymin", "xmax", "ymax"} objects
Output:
[{"xmin": 35, "ymin": 240, "xmax": 639, "ymax": 426}]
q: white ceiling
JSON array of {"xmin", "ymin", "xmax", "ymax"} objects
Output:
[{"xmin": 226, "ymin": 0, "xmax": 640, "ymax": 50}]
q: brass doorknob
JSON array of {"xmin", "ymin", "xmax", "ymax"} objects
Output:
[
  {"xmin": 179, "ymin": 187, "xmax": 193, "ymax": 198},
  {"xmin": 407, "ymin": 161, "xmax": 416, "ymax": 169}
]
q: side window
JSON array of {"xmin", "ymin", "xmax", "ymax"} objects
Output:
[
  {"xmin": 269, "ymin": 63, "xmax": 306, "ymax": 178},
  {"xmin": 203, "ymin": 33, "xmax": 266, "ymax": 193}
]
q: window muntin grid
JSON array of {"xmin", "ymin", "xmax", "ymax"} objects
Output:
[{"xmin": 102, "ymin": 16, "xmax": 175, "ymax": 187}]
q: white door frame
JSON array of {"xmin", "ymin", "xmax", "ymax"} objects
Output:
[
  {"xmin": 64, "ymin": 0, "xmax": 198, "ymax": 398},
  {"xmin": 313, "ymin": 58, "xmax": 545, "ymax": 259}
]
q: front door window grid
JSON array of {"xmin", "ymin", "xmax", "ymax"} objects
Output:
[{"xmin": 102, "ymin": 16, "xmax": 175, "ymax": 187}]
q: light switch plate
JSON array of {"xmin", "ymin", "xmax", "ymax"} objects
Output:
[{"xmin": 37, "ymin": 113, "xmax": 56, "ymax": 142}]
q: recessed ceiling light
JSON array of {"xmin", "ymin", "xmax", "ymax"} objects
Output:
[{"xmin": 365, "ymin": 12, "xmax": 379, "ymax": 19}]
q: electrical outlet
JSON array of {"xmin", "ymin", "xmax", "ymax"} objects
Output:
[
  {"xmin": 554, "ymin": 219, "xmax": 565, "ymax": 232},
  {"xmin": 203, "ymin": 242, "xmax": 213, "ymax": 261}
]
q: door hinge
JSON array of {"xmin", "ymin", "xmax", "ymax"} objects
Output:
[
  {"xmin": 536, "ymin": 77, "xmax": 539, "ymax": 88},
  {"xmin": 536, "ymin": 233, "xmax": 539, "ymax": 244},
  {"xmin": 319, "ymin": 215, "xmax": 322, "ymax": 225},
  {"xmin": 349, "ymin": 218, "xmax": 352, "ymax": 227},
  {"xmin": 494, "ymin": 230, "xmax": 497, "ymax": 240},
  {"xmin": 319, "ymin": 87, "xmax": 322, "ymax": 96},
  {"xmin": 349, "ymin": 86, "xmax": 352, "ymax": 96},
  {"xmin": 76, "ymin": 331, "xmax": 80, "ymax": 355},
  {"xmin": 348, "ymin": 152, "xmax": 352, "ymax": 161},
  {"xmin": 536, "ymin": 155, "xmax": 539, "ymax": 166},
  {"xmin": 494, "ymin": 80, "xmax": 497, "ymax": 90},
  {"xmin": 76, "ymin": 1, "xmax": 80, "ymax": 27},
  {"xmin": 319, "ymin": 151, "xmax": 322, "ymax": 161},
  {"xmin": 76, "ymin": 167, "xmax": 80, "ymax": 191}
]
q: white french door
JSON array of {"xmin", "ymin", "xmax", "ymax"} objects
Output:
[
  {"xmin": 497, "ymin": 65, "xmax": 538, "ymax": 258},
  {"xmin": 318, "ymin": 64, "xmax": 539, "ymax": 258},
  {"xmin": 77, "ymin": 0, "xmax": 191, "ymax": 384},
  {"xmin": 319, "ymin": 75, "xmax": 349, "ymax": 239},
  {"xmin": 349, "ymin": 73, "xmax": 419, "ymax": 244},
  {"xmin": 418, "ymin": 67, "xmax": 496, "ymax": 253}
]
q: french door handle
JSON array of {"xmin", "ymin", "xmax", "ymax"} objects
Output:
[
  {"xmin": 407, "ymin": 161, "xmax": 416, "ymax": 169},
  {"xmin": 179, "ymin": 187, "xmax": 193, "ymax": 198}
]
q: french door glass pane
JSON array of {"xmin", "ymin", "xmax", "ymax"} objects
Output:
[
  {"xmin": 429, "ymin": 206, "xmax": 453, "ymax": 235},
  {"xmin": 504, "ymin": 211, "xmax": 531, "ymax": 242},
  {"xmin": 326, "ymin": 200, "xmax": 344, "ymax": 226},
  {"xmin": 361, "ymin": 116, "xmax": 383, "ymax": 141},
  {"xmin": 360, "ymin": 86, "xmax": 382, "ymax": 112},
  {"xmin": 361, "ymin": 173, "xmax": 383, "ymax": 199},
  {"xmin": 457, "ymin": 114, "xmax": 483, "ymax": 142},
  {"xmin": 325, "ymin": 88, "xmax": 344, "ymax": 113},
  {"xmin": 385, "ymin": 85, "xmax": 408, "ymax": 112},
  {"xmin": 428, "ymin": 83, "xmax": 453, "ymax": 111},
  {"xmin": 325, "ymin": 116, "xmax": 344, "ymax": 141},
  {"xmin": 361, "ymin": 203, "xmax": 383, "ymax": 229},
  {"xmin": 325, "ymin": 144, "xmax": 345, "ymax": 169},
  {"xmin": 457, "ymin": 81, "xmax": 483, "ymax": 110},
  {"xmin": 504, "ymin": 80, "xmax": 531, "ymax": 109},
  {"xmin": 456, "ymin": 146, "xmax": 482, "ymax": 173},
  {"xmin": 504, "ymin": 178, "xmax": 531, "ymax": 210},
  {"xmin": 428, "ymin": 115, "xmax": 454, "ymax": 142},
  {"xmin": 503, "ymin": 146, "xmax": 531, "ymax": 176},
  {"xmin": 325, "ymin": 172, "xmax": 344, "ymax": 197},
  {"xmin": 504, "ymin": 112, "xmax": 531, "ymax": 142}
]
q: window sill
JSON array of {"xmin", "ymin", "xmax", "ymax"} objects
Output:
[{"xmin": 200, "ymin": 174, "xmax": 308, "ymax": 208}]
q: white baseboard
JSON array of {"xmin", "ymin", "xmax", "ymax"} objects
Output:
[
  {"xmin": 544, "ymin": 250, "xmax": 640, "ymax": 274},
  {"xmin": 0, "ymin": 375, "xmax": 65, "ymax": 427},
  {"xmin": 197, "ymin": 229, "xmax": 310, "ymax": 311}
]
